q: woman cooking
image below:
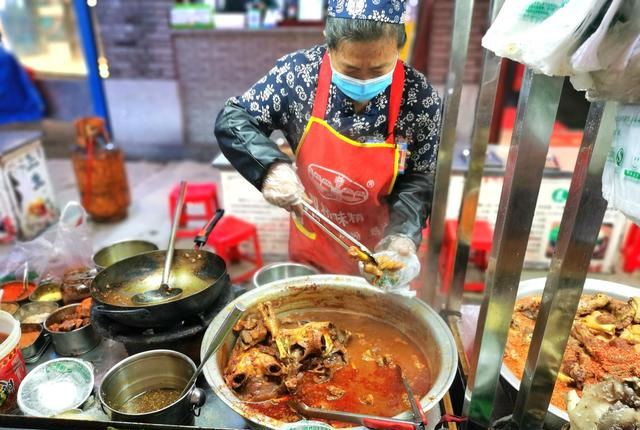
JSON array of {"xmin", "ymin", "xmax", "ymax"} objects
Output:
[{"xmin": 215, "ymin": 0, "xmax": 441, "ymax": 282}]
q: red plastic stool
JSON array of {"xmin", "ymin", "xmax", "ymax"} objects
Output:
[
  {"xmin": 168, "ymin": 183, "xmax": 263, "ymax": 283},
  {"xmin": 207, "ymin": 217, "xmax": 263, "ymax": 284},
  {"xmin": 440, "ymin": 220, "xmax": 493, "ymax": 293},
  {"xmin": 169, "ymin": 183, "xmax": 219, "ymax": 238},
  {"xmin": 623, "ymin": 223, "xmax": 640, "ymax": 273}
]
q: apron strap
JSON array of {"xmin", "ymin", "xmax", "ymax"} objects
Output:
[
  {"xmin": 312, "ymin": 52, "xmax": 406, "ymax": 144},
  {"xmin": 312, "ymin": 52, "xmax": 333, "ymax": 119},
  {"xmin": 386, "ymin": 59, "xmax": 405, "ymax": 144}
]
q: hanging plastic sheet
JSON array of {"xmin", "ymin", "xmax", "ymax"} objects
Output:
[
  {"xmin": 602, "ymin": 104, "xmax": 640, "ymax": 225},
  {"xmin": 570, "ymin": 0, "xmax": 640, "ymax": 102},
  {"xmin": 481, "ymin": 0, "xmax": 609, "ymax": 76}
]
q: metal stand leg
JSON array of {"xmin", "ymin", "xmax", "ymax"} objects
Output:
[
  {"xmin": 446, "ymin": 0, "xmax": 505, "ymax": 313},
  {"xmin": 508, "ymin": 102, "xmax": 616, "ymax": 430},
  {"xmin": 423, "ymin": 0, "xmax": 475, "ymax": 303},
  {"xmin": 463, "ymin": 69, "xmax": 563, "ymax": 426}
]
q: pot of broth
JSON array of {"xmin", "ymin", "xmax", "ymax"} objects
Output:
[
  {"xmin": 99, "ymin": 350, "xmax": 206, "ymax": 425},
  {"xmin": 201, "ymin": 275, "xmax": 457, "ymax": 429}
]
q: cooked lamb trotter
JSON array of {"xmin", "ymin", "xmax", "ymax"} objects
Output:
[
  {"xmin": 223, "ymin": 347, "xmax": 286, "ymax": 402},
  {"xmin": 279, "ymin": 321, "xmax": 350, "ymax": 390}
]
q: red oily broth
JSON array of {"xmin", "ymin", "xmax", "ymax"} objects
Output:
[
  {"xmin": 0, "ymin": 331, "xmax": 9, "ymax": 345},
  {"xmin": 249, "ymin": 310, "xmax": 432, "ymax": 423}
]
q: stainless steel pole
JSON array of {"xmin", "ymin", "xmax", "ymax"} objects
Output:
[
  {"xmin": 463, "ymin": 69, "xmax": 564, "ymax": 426},
  {"xmin": 510, "ymin": 101, "xmax": 616, "ymax": 430},
  {"xmin": 423, "ymin": 0, "xmax": 475, "ymax": 303},
  {"xmin": 446, "ymin": 0, "xmax": 505, "ymax": 313}
]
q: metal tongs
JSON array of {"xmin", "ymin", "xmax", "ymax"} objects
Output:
[
  {"xmin": 300, "ymin": 201, "xmax": 378, "ymax": 265},
  {"xmin": 289, "ymin": 366, "xmax": 428, "ymax": 430}
]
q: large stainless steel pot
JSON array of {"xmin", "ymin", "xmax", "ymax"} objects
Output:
[
  {"xmin": 99, "ymin": 350, "xmax": 206, "ymax": 425},
  {"xmin": 201, "ymin": 275, "xmax": 458, "ymax": 430},
  {"xmin": 93, "ymin": 240, "xmax": 159, "ymax": 270},
  {"xmin": 500, "ymin": 277, "xmax": 640, "ymax": 429}
]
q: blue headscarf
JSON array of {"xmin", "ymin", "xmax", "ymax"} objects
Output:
[{"xmin": 327, "ymin": 0, "xmax": 407, "ymax": 24}]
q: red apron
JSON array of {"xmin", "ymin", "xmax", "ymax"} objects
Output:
[{"xmin": 289, "ymin": 52, "xmax": 405, "ymax": 275}]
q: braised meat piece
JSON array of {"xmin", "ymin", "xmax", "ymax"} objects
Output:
[
  {"xmin": 577, "ymin": 293, "xmax": 610, "ymax": 316},
  {"xmin": 515, "ymin": 297, "xmax": 541, "ymax": 320},
  {"xmin": 567, "ymin": 378, "xmax": 640, "ymax": 430},
  {"xmin": 232, "ymin": 314, "xmax": 268, "ymax": 351},
  {"xmin": 561, "ymin": 337, "xmax": 594, "ymax": 390},
  {"xmin": 606, "ymin": 298, "xmax": 635, "ymax": 330}
]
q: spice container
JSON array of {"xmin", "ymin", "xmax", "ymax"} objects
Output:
[
  {"xmin": 29, "ymin": 281, "xmax": 63, "ymax": 304},
  {"xmin": 19, "ymin": 323, "xmax": 49, "ymax": 362},
  {"xmin": 61, "ymin": 268, "xmax": 95, "ymax": 305},
  {"xmin": 0, "ymin": 302, "xmax": 19, "ymax": 316},
  {"xmin": 14, "ymin": 302, "xmax": 59, "ymax": 325}
]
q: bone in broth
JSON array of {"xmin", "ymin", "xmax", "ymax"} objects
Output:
[{"xmin": 224, "ymin": 304, "xmax": 432, "ymax": 425}]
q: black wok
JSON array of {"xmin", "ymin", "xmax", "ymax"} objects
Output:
[
  {"xmin": 91, "ymin": 249, "xmax": 230, "ymax": 327},
  {"xmin": 91, "ymin": 210, "xmax": 229, "ymax": 328}
]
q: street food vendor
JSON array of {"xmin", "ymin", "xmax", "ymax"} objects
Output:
[{"xmin": 215, "ymin": 0, "xmax": 441, "ymax": 277}]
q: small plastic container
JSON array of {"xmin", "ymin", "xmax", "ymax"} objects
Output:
[{"xmin": 0, "ymin": 310, "xmax": 26, "ymax": 413}]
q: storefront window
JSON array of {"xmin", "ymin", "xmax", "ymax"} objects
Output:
[{"xmin": 0, "ymin": 0, "xmax": 86, "ymax": 76}]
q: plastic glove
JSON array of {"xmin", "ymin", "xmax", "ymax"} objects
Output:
[
  {"xmin": 359, "ymin": 235, "xmax": 420, "ymax": 296},
  {"xmin": 261, "ymin": 162, "xmax": 306, "ymax": 216}
]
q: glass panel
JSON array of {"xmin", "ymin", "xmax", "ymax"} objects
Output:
[{"xmin": 0, "ymin": 0, "xmax": 87, "ymax": 76}]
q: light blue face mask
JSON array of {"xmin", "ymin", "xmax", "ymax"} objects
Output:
[{"xmin": 330, "ymin": 62, "xmax": 395, "ymax": 103}]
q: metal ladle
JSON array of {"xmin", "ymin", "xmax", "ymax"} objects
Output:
[
  {"xmin": 132, "ymin": 181, "xmax": 187, "ymax": 305},
  {"xmin": 179, "ymin": 303, "xmax": 246, "ymax": 398}
]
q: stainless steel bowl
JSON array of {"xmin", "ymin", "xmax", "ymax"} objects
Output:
[
  {"xmin": 29, "ymin": 282, "xmax": 62, "ymax": 303},
  {"xmin": 99, "ymin": 350, "xmax": 206, "ymax": 425},
  {"xmin": 252, "ymin": 262, "xmax": 319, "ymax": 289},
  {"xmin": 17, "ymin": 358, "xmax": 94, "ymax": 417},
  {"xmin": 14, "ymin": 301, "xmax": 58, "ymax": 324},
  {"xmin": 44, "ymin": 304, "xmax": 100, "ymax": 356},
  {"xmin": 93, "ymin": 240, "xmax": 159, "ymax": 270},
  {"xmin": 500, "ymin": 277, "xmax": 640, "ymax": 429},
  {"xmin": 202, "ymin": 274, "xmax": 457, "ymax": 430},
  {"xmin": 19, "ymin": 323, "xmax": 47, "ymax": 360}
]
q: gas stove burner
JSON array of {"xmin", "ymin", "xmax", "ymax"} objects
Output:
[{"xmin": 90, "ymin": 285, "xmax": 240, "ymax": 362}]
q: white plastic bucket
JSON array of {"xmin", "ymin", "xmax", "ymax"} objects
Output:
[{"xmin": 0, "ymin": 310, "xmax": 25, "ymax": 413}]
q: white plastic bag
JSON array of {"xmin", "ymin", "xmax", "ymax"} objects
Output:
[
  {"xmin": 482, "ymin": 0, "xmax": 609, "ymax": 76},
  {"xmin": 570, "ymin": 0, "xmax": 640, "ymax": 101},
  {"xmin": 570, "ymin": 0, "xmax": 624, "ymax": 73},
  {"xmin": 602, "ymin": 104, "xmax": 640, "ymax": 225},
  {"xmin": 0, "ymin": 202, "xmax": 94, "ymax": 282}
]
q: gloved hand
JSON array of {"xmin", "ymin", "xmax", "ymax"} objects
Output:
[
  {"xmin": 261, "ymin": 162, "xmax": 306, "ymax": 216},
  {"xmin": 359, "ymin": 235, "xmax": 420, "ymax": 295}
]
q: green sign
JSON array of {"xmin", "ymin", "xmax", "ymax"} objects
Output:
[{"xmin": 552, "ymin": 188, "xmax": 568, "ymax": 203}]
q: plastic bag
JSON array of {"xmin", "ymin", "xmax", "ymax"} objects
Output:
[
  {"xmin": 358, "ymin": 250, "xmax": 420, "ymax": 297},
  {"xmin": 0, "ymin": 202, "xmax": 94, "ymax": 283},
  {"xmin": 602, "ymin": 104, "xmax": 640, "ymax": 225},
  {"xmin": 570, "ymin": 0, "xmax": 624, "ymax": 73},
  {"xmin": 482, "ymin": 0, "xmax": 609, "ymax": 76}
]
